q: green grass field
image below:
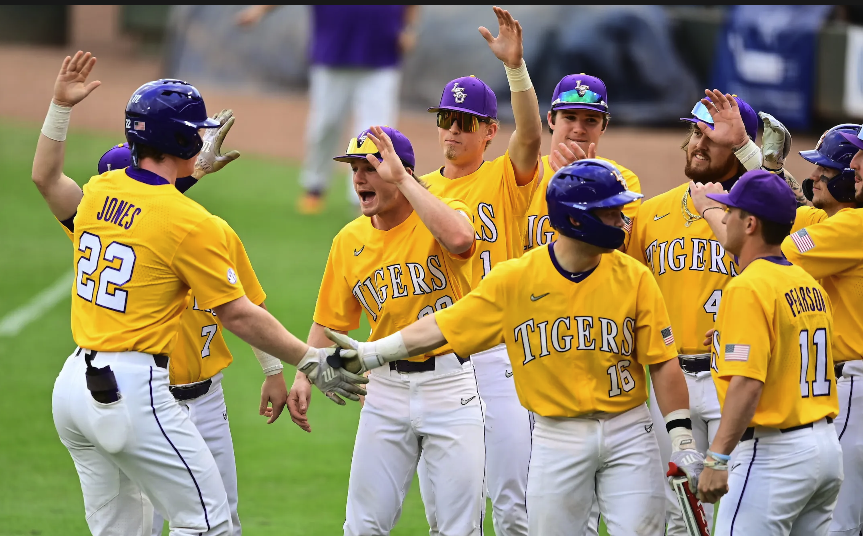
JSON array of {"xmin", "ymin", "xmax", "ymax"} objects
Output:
[{"xmin": 0, "ymin": 121, "xmax": 612, "ymax": 535}]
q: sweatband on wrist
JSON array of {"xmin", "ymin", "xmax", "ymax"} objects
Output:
[
  {"xmin": 373, "ymin": 332, "xmax": 409, "ymax": 364},
  {"xmin": 664, "ymin": 409, "xmax": 692, "ymax": 430},
  {"xmin": 42, "ymin": 101, "xmax": 72, "ymax": 142},
  {"xmin": 734, "ymin": 139, "xmax": 762, "ymax": 171},
  {"xmin": 252, "ymin": 347, "xmax": 283, "ymax": 376},
  {"xmin": 504, "ymin": 59, "xmax": 533, "ymax": 93},
  {"xmin": 706, "ymin": 449, "xmax": 731, "ymax": 462},
  {"xmin": 704, "ymin": 459, "xmax": 728, "ymax": 470}
]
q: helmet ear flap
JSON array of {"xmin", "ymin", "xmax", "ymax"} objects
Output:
[{"xmin": 802, "ymin": 179, "xmax": 814, "ymax": 201}]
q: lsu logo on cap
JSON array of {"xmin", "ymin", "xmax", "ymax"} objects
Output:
[
  {"xmin": 573, "ymin": 80, "xmax": 590, "ymax": 96},
  {"xmin": 452, "ymin": 82, "xmax": 467, "ymax": 104}
]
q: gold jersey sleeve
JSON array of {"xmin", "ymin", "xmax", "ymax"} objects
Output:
[
  {"xmin": 71, "ymin": 169, "xmax": 247, "ymax": 355},
  {"xmin": 791, "ymin": 206, "xmax": 827, "ymax": 234},
  {"xmin": 313, "ymin": 198, "xmax": 475, "ymax": 361},
  {"xmin": 710, "ymin": 258, "xmax": 838, "ymax": 428},
  {"xmin": 421, "ymin": 152, "xmax": 538, "ymax": 287},
  {"xmin": 435, "ymin": 246, "xmax": 677, "ymax": 417},
  {"xmin": 523, "ymin": 155, "xmax": 642, "ymax": 252},
  {"xmin": 626, "ymin": 183, "xmax": 739, "ymax": 354},
  {"xmin": 170, "ymin": 218, "xmax": 267, "ymax": 385},
  {"xmin": 782, "ymin": 208, "xmax": 863, "ymax": 363}
]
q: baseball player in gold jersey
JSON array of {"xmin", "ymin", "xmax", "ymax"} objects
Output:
[
  {"xmin": 288, "ymin": 126, "xmax": 484, "ymax": 535},
  {"xmin": 524, "ymin": 73, "xmax": 642, "ymax": 254},
  {"xmin": 327, "ymin": 159, "xmax": 702, "ymax": 536},
  {"xmin": 697, "ymin": 124, "xmax": 863, "ymax": 535},
  {"xmin": 31, "ymin": 54, "xmax": 292, "ymax": 536},
  {"xmin": 692, "ymin": 169, "xmax": 842, "ymax": 535},
  {"xmin": 415, "ymin": 8, "xmax": 542, "ymax": 535},
  {"xmin": 46, "ymin": 59, "xmax": 366, "ymax": 536}
]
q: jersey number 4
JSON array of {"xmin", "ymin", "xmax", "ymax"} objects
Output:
[
  {"xmin": 800, "ymin": 328, "xmax": 831, "ymax": 398},
  {"xmin": 76, "ymin": 232, "xmax": 137, "ymax": 313}
]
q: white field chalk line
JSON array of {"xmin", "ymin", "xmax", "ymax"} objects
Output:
[{"xmin": 0, "ymin": 274, "xmax": 71, "ymax": 337}]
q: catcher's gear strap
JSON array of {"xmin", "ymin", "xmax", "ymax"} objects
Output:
[
  {"xmin": 42, "ymin": 101, "xmax": 71, "ymax": 142},
  {"xmin": 504, "ymin": 59, "xmax": 533, "ymax": 93}
]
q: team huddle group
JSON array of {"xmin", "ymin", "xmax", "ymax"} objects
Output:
[{"xmin": 32, "ymin": 7, "xmax": 863, "ymax": 536}]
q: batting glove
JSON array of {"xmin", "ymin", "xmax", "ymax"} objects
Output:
[
  {"xmin": 296, "ymin": 346, "xmax": 368, "ymax": 405},
  {"xmin": 325, "ymin": 328, "xmax": 409, "ymax": 374},
  {"xmin": 194, "ymin": 109, "xmax": 241, "ymax": 177},
  {"xmin": 758, "ymin": 112, "xmax": 792, "ymax": 171},
  {"xmin": 669, "ymin": 448, "xmax": 705, "ymax": 494}
]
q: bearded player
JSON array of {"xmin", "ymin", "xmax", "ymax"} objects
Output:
[
  {"xmin": 288, "ymin": 126, "xmax": 485, "ymax": 535},
  {"xmin": 524, "ymin": 73, "xmax": 641, "ymax": 252},
  {"xmin": 694, "ymin": 170, "xmax": 841, "ymax": 535},
  {"xmin": 416, "ymin": 8, "xmax": 542, "ymax": 534},
  {"xmin": 695, "ymin": 123, "xmax": 863, "ymax": 535},
  {"xmin": 327, "ymin": 159, "xmax": 702, "ymax": 535},
  {"xmin": 45, "ymin": 54, "xmax": 365, "ymax": 536}
]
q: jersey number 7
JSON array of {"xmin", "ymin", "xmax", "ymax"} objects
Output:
[{"xmin": 76, "ymin": 232, "xmax": 137, "ymax": 313}]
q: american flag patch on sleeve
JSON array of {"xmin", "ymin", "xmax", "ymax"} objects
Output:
[
  {"xmin": 623, "ymin": 214, "xmax": 633, "ymax": 234},
  {"xmin": 790, "ymin": 229, "xmax": 815, "ymax": 253},
  {"xmin": 725, "ymin": 344, "xmax": 750, "ymax": 361},
  {"xmin": 661, "ymin": 326, "xmax": 674, "ymax": 346}
]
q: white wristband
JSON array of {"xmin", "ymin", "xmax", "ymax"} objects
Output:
[
  {"xmin": 41, "ymin": 101, "xmax": 72, "ymax": 142},
  {"xmin": 370, "ymin": 332, "xmax": 409, "ymax": 365},
  {"xmin": 252, "ymin": 346, "xmax": 283, "ymax": 376},
  {"xmin": 504, "ymin": 59, "xmax": 533, "ymax": 93},
  {"xmin": 734, "ymin": 139, "xmax": 762, "ymax": 171}
]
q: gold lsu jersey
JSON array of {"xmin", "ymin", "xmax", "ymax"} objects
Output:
[
  {"xmin": 627, "ymin": 182, "xmax": 739, "ymax": 354},
  {"xmin": 783, "ymin": 208, "xmax": 863, "ymax": 364},
  {"xmin": 711, "ymin": 257, "xmax": 838, "ymax": 428},
  {"xmin": 435, "ymin": 244, "xmax": 678, "ymax": 418},
  {"xmin": 60, "ymin": 211, "xmax": 266, "ymax": 384},
  {"xmin": 314, "ymin": 199, "xmax": 475, "ymax": 362},
  {"xmin": 523, "ymin": 155, "xmax": 642, "ymax": 251},
  {"xmin": 421, "ymin": 151, "xmax": 537, "ymax": 287},
  {"xmin": 791, "ymin": 205, "xmax": 827, "ymax": 234},
  {"xmin": 70, "ymin": 168, "xmax": 247, "ymax": 356}
]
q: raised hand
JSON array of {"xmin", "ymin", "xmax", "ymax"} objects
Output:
[
  {"xmin": 479, "ymin": 6, "xmax": 524, "ymax": 68},
  {"xmin": 194, "ymin": 109, "xmax": 241, "ymax": 178},
  {"xmin": 53, "ymin": 51, "xmax": 101, "ymax": 108},
  {"xmin": 696, "ymin": 89, "xmax": 748, "ymax": 150},
  {"xmin": 549, "ymin": 141, "xmax": 596, "ymax": 172},
  {"xmin": 365, "ymin": 126, "xmax": 411, "ymax": 185},
  {"xmin": 758, "ymin": 112, "xmax": 792, "ymax": 171},
  {"xmin": 688, "ymin": 180, "xmax": 726, "ymax": 216}
]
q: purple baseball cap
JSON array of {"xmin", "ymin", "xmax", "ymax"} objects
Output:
[
  {"xmin": 839, "ymin": 125, "xmax": 863, "ymax": 152},
  {"xmin": 333, "ymin": 126, "xmax": 416, "ymax": 169},
  {"xmin": 428, "ymin": 76, "xmax": 497, "ymax": 119},
  {"xmin": 550, "ymin": 74, "xmax": 608, "ymax": 113},
  {"xmin": 98, "ymin": 143, "xmax": 132, "ymax": 174},
  {"xmin": 705, "ymin": 169, "xmax": 796, "ymax": 225},
  {"xmin": 681, "ymin": 95, "xmax": 759, "ymax": 142}
]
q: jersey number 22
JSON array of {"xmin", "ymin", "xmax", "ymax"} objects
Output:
[{"xmin": 76, "ymin": 232, "xmax": 137, "ymax": 313}]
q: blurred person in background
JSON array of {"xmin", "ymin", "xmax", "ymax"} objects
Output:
[{"xmin": 238, "ymin": 4, "xmax": 420, "ymax": 215}]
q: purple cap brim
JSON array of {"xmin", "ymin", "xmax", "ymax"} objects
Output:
[
  {"xmin": 839, "ymin": 131, "xmax": 863, "ymax": 151},
  {"xmin": 333, "ymin": 154, "xmax": 383, "ymax": 163},
  {"xmin": 705, "ymin": 192, "xmax": 735, "ymax": 207},
  {"xmin": 427, "ymin": 105, "xmax": 495, "ymax": 119},
  {"xmin": 680, "ymin": 117, "xmax": 715, "ymax": 130},
  {"xmin": 553, "ymin": 103, "xmax": 609, "ymax": 113}
]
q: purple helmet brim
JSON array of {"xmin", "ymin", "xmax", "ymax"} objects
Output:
[
  {"xmin": 798, "ymin": 149, "xmax": 844, "ymax": 170},
  {"xmin": 839, "ymin": 131, "xmax": 863, "ymax": 151}
]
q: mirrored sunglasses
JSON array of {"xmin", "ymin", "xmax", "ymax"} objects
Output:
[
  {"xmin": 344, "ymin": 135, "xmax": 379, "ymax": 156},
  {"xmin": 436, "ymin": 110, "xmax": 489, "ymax": 133},
  {"xmin": 690, "ymin": 101, "xmax": 715, "ymax": 125},
  {"xmin": 552, "ymin": 88, "xmax": 607, "ymax": 109}
]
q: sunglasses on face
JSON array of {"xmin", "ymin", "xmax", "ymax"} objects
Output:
[
  {"xmin": 551, "ymin": 88, "xmax": 607, "ymax": 109},
  {"xmin": 436, "ymin": 110, "xmax": 490, "ymax": 133},
  {"xmin": 690, "ymin": 101, "xmax": 715, "ymax": 125}
]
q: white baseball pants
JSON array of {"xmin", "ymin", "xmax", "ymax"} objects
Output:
[
  {"xmin": 527, "ymin": 404, "xmax": 666, "ymax": 536},
  {"xmin": 52, "ymin": 348, "xmax": 232, "ymax": 536},
  {"xmin": 714, "ymin": 418, "xmax": 843, "ymax": 536},
  {"xmin": 344, "ymin": 354, "xmax": 485, "ymax": 536},
  {"xmin": 419, "ymin": 344, "xmax": 532, "ymax": 536},
  {"xmin": 650, "ymin": 369, "xmax": 721, "ymax": 536},
  {"xmin": 830, "ymin": 360, "xmax": 863, "ymax": 536},
  {"xmin": 152, "ymin": 373, "xmax": 240, "ymax": 536},
  {"xmin": 301, "ymin": 65, "xmax": 401, "ymax": 200}
]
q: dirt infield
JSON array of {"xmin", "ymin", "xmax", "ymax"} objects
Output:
[{"xmin": 0, "ymin": 45, "xmax": 820, "ymax": 199}]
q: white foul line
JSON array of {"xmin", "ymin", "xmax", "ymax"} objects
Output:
[{"xmin": 0, "ymin": 274, "xmax": 71, "ymax": 337}]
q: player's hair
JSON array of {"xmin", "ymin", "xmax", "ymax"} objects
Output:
[
  {"xmin": 548, "ymin": 110, "xmax": 610, "ymax": 135},
  {"xmin": 739, "ymin": 209, "xmax": 792, "ymax": 245},
  {"xmin": 485, "ymin": 118, "xmax": 500, "ymax": 151},
  {"xmin": 134, "ymin": 143, "xmax": 167, "ymax": 164}
]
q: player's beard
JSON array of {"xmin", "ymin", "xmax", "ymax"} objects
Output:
[
  {"xmin": 855, "ymin": 173, "xmax": 863, "ymax": 205},
  {"xmin": 444, "ymin": 146, "xmax": 458, "ymax": 161},
  {"xmin": 684, "ymin": 149, "xmax": 738, "ymax": 184}
]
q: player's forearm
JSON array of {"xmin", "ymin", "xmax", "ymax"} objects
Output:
[
  {"xmin": 216, "ymin": 296, "xmax": 309, "ymax": 366},
  {"xmin": 32, "ymin": 133, "xmax": 83, "ymax": 221},
  {"xmin": 508, "ymin": 84, "xmax": 542, "ymax": 184},
  {"xmin": 397, "ymin": 177, "xmax": 474, "ymax": 254},
  {"xmin": 402, "ymin": 314, "xmax": 448, "ymax": 357},
  {"xmin": 250, "ymin": 302, "xmax": 283, "ymax": 375},
  {"xmin": 649, "ymin": 358, "xmax": 690, "ymax": 415},
  {"xmin": 709, "ymin": 375, "xmax": 763, "ymax": 455},
  {"xmin": 702, "ymin": 208, "xmax": 728, "ymax": 248}
]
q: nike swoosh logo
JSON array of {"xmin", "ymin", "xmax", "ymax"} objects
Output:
[
  {"xmin": 731, "ymin": 463, "xmax": 741, "ymax": 471},
  {"xmin": 505, "ymin": 370, "xmax": 513, "ymax": 378},
  {"xmin": 353, "ymin": 246, "xmax": 364, "ymax": 256},
  {"xmin": 461, "ymin": 396, "xmax": 476, "ymax": 405},
  {"xmin": 644, "ymin": 424, "xmax": 654, "ymax": 433},
  {"xmin": 530, "ymin": 293, "xmax": 550, "ymax": 301},
  {"xmin": 654, "ymin": 213, "xmax": 670, "ymax": 221}
]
